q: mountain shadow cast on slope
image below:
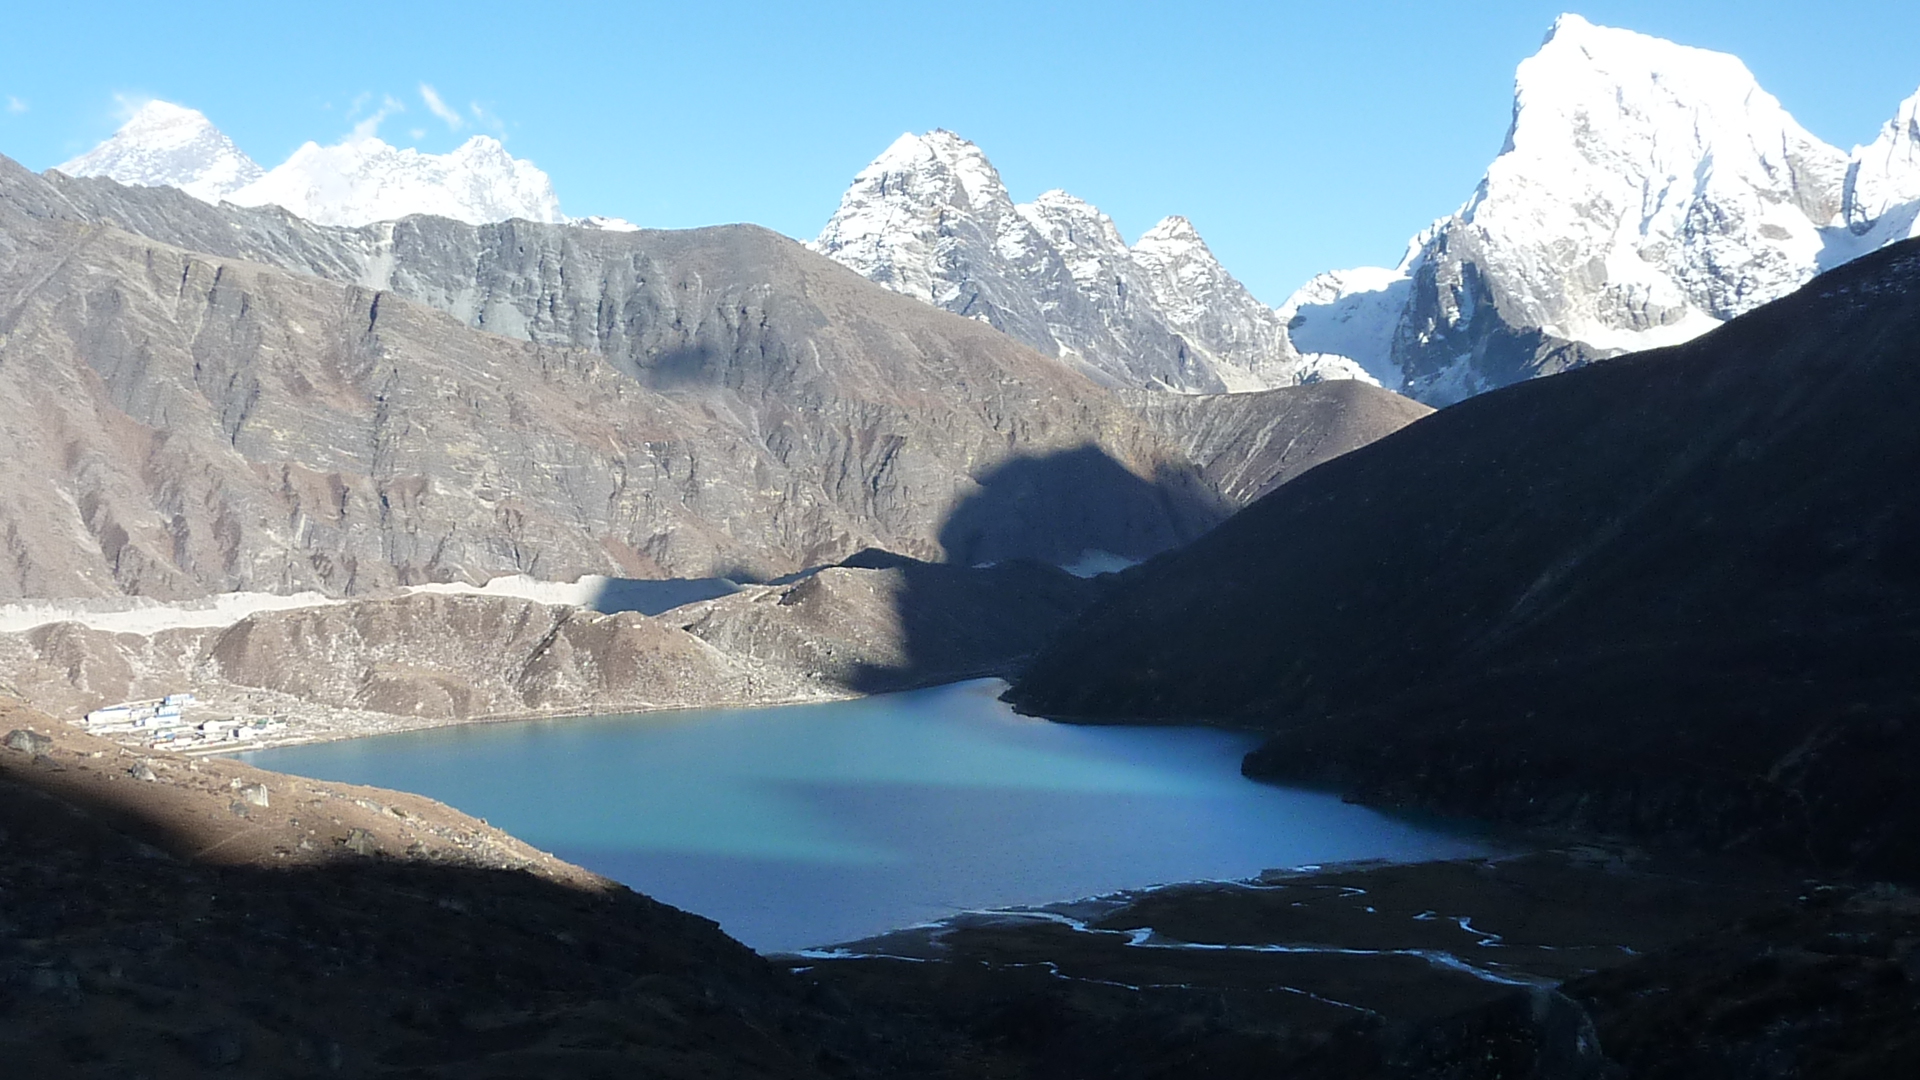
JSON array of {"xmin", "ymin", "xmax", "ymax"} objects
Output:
[
  {"xmin": 834, "ymin": 444, "xmax": 1229, "ymax": 692},
  {"xmin": 935, "ymin": 444, "xmax": 1226, "ymax": 570}
]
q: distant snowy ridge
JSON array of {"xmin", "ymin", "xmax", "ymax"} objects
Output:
[
  {"xmin": 1284, "ymin": 14, "xmax": 1920, "ymax": 404},
  {"xmin": 55, "ymin": 101, "xmax": 264, "ymax": 203},
  {"xmin": 56, "ymin": 101, "xmax": 572, "ymax": 228},
  {"xmin": 814, "ymin": 130, "xmax": 1369, "ymax": 393},
  {"xmin": 227, "ymin": 134, "xmax": 563, "ymax": 227}
]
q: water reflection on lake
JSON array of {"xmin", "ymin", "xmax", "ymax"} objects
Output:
[{"xmin": 242, "ymin": 680, "xmax": 1486, "ymax": 952}]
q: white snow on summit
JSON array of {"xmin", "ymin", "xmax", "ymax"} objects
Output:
[
  {"xmin": 815, "ymin": 130, "xmax": 1360, "ymax": 393},
  {"xmin": 1838, "ymin": 86, "xmax": 1920, "ymax": 252},
  {"xmin": 1464, "ymin": 13, "xmax": 1841, "ymax": 347},
  {"xmin": 1132, "ymin": 216, "xmax": 1371, "ymax": 388},
  {"xmin": 55, "ymin": 101, "xmax": 264, "ymax": 202},
  {"xmin": 1282, "ymin": 14, "xmax": 1920, "ymax": 404},
  {"xmin": 55, "ymin": 101, "xmax": 576, "ymax": 229},
  {"xmin": 228, "ymin": 134, "xmax": 563, "ymax": 228},
  {"xmin": 1278, "ymin": 263, "xmax": 1419, "ymax": 389}
]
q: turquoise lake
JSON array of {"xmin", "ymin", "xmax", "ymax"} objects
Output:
[{"xmin": 240, "ymin": 680, "xmax": 1486, "ymax": 952}]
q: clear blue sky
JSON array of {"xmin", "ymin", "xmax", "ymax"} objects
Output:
[{"xmin": 4, "ymin": 1, "xmax": 1916, "ymax": 304}]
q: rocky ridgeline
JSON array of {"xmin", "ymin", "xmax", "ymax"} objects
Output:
[
  {"xmin": 1, "ymin": 149, "xmax": 1430, "ymax": 601},
  {"xmin": 0, "ymin": 556, "xmax": 1106, "ymax": 751},
  {"xmin": 812, "ymin": 132, "xmax": 1362, "ymax": 392}
]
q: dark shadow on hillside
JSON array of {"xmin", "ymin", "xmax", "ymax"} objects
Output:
[
  {"xmin": 837, "ymin": 445, "xmax": 1231, "ymax": 693},
  {"xmin": 0, "ymin": 762, "xmax": 916, "ymax": 1079},
  {"xmin": 836, "ymin": 550, "xmax": 1107, "ymax": 694},
  {"xmin": 935, "ymin": 445, "xmax": 1226, "ymax": 569}
]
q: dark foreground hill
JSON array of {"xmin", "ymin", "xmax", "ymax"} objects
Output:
[
  {"xmin": 1008, "ymin": 237, "xmax": 1920, "ymax": 881},
  {"xmin": 0, "ymin": 701, "xmax": 888, "ymax": 1078}
]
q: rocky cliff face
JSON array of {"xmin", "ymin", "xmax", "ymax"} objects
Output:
[
  {"xmin": 1285, "ymin": 15, "xmax": 1920, "ymax": 404},
  {"xmin": 6, "ymin": 150, "xmax": 1432, "ymax": 602},
  {"xmin": 812, "ymin": 131, "xmax": 1366, "ymax": 392},
  {"xmin": 2, "ymin": 153, "xmax": 1250, "ymax": 599}
]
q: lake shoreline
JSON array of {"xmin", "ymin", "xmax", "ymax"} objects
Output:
[{"xmin": 239, "ymin": 681, "xmax": 1490, "ymax": 953}]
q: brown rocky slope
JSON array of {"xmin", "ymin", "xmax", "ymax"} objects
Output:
[
  {"xmin": 1, "ymin": 156, "xmax": 1430, "ymax": 603},
  {"xmin": 1, "ymin": 153, "xmax": 1227, "ymax": 598},
  {"xmin": 0, "ymin": 555, "xmax": 1104, "ymax": 747}
]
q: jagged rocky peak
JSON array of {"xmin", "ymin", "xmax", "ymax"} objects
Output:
[
  {"xmin": 1133, "ymin": 215, "xmax": 1375, "ymax": 388},
  {"xmin": 1130, "ymin": 216, "xmax": 1225, "ymax": 322},
  {"xmin": 1844, "ymin": 86, "xmax": 1920, "ymax": 240},
  {"xmin": 1015, "ymin": 190, "xmax": 1137, "ymax": 293},
  {"xmin": 227, "ymin": 133, "xmax": 564, "ymax": 228},
  {"xmin": 817, "ymin": 130, "xmax": 1368, "ymax": 393},
  {"xmin": 54, "ymin": 100, "xmax": 264, "ymax": 202},
  {"xmin": 813, "ymin": 129, "xmax": 1024, "ymax": 307}
]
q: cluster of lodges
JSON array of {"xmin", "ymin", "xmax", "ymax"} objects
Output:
[{"xmin": 81, "ymin": 693, "xmax": 287, "ymax": 750}]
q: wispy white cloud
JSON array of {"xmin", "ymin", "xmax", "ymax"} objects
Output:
[
  {"xmin": 348, "ymin": 93, "xmax": 405, "ymax": 141},
  {"xmin": 5, "ymin": 96, "xmax": 27, "ymax": 115},
  {"xmin": 409, "ymin": 127, "xmax": 427, "ymax": 140},
  {"xmin": 419, "ymin": 83, "xmax": 464, "ymax": 131},
  {"xmin": 467, "ymin": 101, "xmax": 508, "ymax": 139},
  {"xmin": 111, "ymin": 92, "xmax": 154, "ymax": 121}
]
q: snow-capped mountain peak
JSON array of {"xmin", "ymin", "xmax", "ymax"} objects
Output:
[
  {"xmin": 1843, "ymin": 86, "xmax": 1920, "ymax": 239},
  {"xmin": 1015, "ymin": 190, "xmax": 1133, "ymax": 288},
  {"xmin": 1479, "ymin": 11, "xmax": 1845, "ymax": 344},
  {"xmin": 811, "ymin": 130, "xmax": 1021, "ymax": 306},
  {"xmin": 1133, "ymin": 215, "xmax": 1204, "ymax": 252},
  {"xmin": 1283, "ymin": 14, "xmax": 1920, "ymax": 405},
  {"xmin": 54, "ymin": 100, "xmax": 264, "ymax": 202},
  {"xmin": 816, "ymin": 131, "xmax": 1370, "ymax": 392},
  {"xmin": 226, "ymin": 134, "xmax": 563, "ymax": 228},
  {"xmin": 1129, "ymin": 217, "xmax": 1226, "ymax": 324}
]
